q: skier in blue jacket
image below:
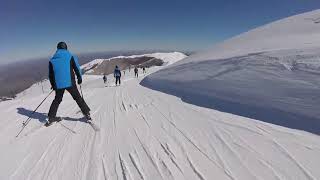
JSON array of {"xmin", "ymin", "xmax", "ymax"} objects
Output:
[
  {"xmin": 114, "ymin": 65, "xmax": 122, "ymax": 86},
  {"xmin": 46, "ymin": 42, "xmax": 91, "ymax": 126}
]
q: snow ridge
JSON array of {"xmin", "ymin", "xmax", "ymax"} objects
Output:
[
  {"xmin": 180, "ymin": 9, "xmax": 320, "ymax": 64},
  {"xmin": 81, "ymin": 52, "xmax": 187, "ymax": 72},
  {"xmin": 141, "ymin": 9, "xmax": 320, "ymax": 135}
]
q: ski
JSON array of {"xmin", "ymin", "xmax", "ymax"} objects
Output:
[
  {"xmin": 19, "ymin": 121, "xmax": 58, "ymax": 138},
  {"xmin": 16, "ymin": 117, "xmax": 59, "ymax": 138},
  {"xmin": 59, "ymin": 122, "xmax": 77, "ymax": 134},
  {"xmin": 87, "ymin": 120, "xmax": 100, "ymax": 131},
  {"xmin": 15, "ymin": 90, "xmax": 54, "ymax": 138}
]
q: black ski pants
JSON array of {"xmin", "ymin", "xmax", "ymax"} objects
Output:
[
  {"xmin": 48, "ymin": 86, "xmax": 90, "ymax": 118},
  {"xmin": 115, "ymin": 76, "xmax": 121, "ymax": 85}
]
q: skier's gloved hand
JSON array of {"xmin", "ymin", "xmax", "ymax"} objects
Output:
[{"xmin": 77, "ymin": 78, "xmax": 82, "ymax": 85}]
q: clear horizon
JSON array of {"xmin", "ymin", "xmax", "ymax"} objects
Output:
[{"xmin": 1, "ymin": 0, "xmax": 320, "ymax": 64}]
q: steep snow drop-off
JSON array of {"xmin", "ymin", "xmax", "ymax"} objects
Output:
[{"xmin": 142, "ymin": 9, "xmax": 320, "ymax": 135}]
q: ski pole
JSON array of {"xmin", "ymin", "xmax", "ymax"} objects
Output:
[{"xmin": 15, "ymin": 90, "xmax": 53, "ymax": 138}]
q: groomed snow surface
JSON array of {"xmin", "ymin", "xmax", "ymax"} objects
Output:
[{"xmin": 0, "ymin": 66, "xmax": 320, "ymax": 180}]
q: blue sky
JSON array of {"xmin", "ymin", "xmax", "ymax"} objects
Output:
[{"xmin": 1, "ymin": 0, "xmax": 320, "ymax": 64}]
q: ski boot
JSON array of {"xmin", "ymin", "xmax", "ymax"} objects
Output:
[
  {"xmin": 45, "ymin": 117, "xmax": 62, "ymax": 127},
  {"xmin": 83, "ymin": 112, "xmax": 92, "ymax": 123}
]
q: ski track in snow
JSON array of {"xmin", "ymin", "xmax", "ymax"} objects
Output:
[{"xmin": 0, "ymin": 67, "xmax": 320, "ymax": 180}]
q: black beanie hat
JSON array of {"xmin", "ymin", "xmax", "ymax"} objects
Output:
[{"xmin": 57, "ymin": 42, "xmax": 68, "ymax": 50}]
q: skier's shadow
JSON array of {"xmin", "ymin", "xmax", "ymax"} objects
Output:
[{"xmin": 17, "ymin": 107, "xmax": 87, "ymax": 123}]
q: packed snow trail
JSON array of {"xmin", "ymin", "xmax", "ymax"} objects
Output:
[{"xmin": 0, "ymin": 68, "xmax": 320, "ymax": 180}]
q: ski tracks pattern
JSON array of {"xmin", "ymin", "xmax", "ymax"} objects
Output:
[{"xmin": 2, "ymin": 72, "xmax": 320, "ymax": 180}]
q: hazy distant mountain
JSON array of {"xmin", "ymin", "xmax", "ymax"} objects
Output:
[{"xmin": 0, "ymin": 50, "xmax": 174, "ymax": 98}]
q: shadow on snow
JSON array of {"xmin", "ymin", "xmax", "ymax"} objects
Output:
[
  {"xmin": 141, "ymin": 57, "xmax": 320, "ymax": 136},
  {"xmin": 16, "ymin": 107, "xmax": 87, "ymax": 123}
]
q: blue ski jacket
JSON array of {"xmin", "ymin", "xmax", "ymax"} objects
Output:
[
  {"xmin": 114, "ymin": 67, "xmax": 121, "ymax": 77},
  {"xmin": 49, "ymin": 49, "xmax": 82, "ymax": 90}
]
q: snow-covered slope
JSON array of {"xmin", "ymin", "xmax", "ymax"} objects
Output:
[
  {"xmin": 179, "ymin": 9, "xmax": 320, "ymax": 64},
  {"xmin": 81, "ymin": 52, "xmax": 187, "ymax": 72},
  {"xmin": 111, "ymin": 52, "xmax": 188, "ymax": 66},
  {"xmin": 1, "ymin": 67, "xmax": 320, "ymax": 180},
  {"xmin": 142, "ymin": 9, "xmax": 320, "ymax": 135}
]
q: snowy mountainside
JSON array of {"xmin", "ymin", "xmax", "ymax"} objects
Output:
[
  {"xmin": 81, "ymin": 52, "xmax": 187, "ymax": 73},
  {"xmin": 178, "ymin": 9, "xmax": 320, "ymax": 65},
  {"xmin": 142, "ymin": 9, "xmax": 320, "ymax": 135},
  {"xmin": 111, "ymin": 52, "xmax": 187, "ymax": 65}
]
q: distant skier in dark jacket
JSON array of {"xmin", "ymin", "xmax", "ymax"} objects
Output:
[
  {"xmin": 114, "ymin": 65, "xmax": 121, "ymax": 86},
  {"xmin": 134, "ymin": 67, "xmax": 138, "ymax": 78},
  {"xmin": 103, "ymin": 74, "xmax": 107, "ymax": 84},
  {"xmin": 46, "ymin": 42, "xmax": 91, "ymax": 126},
  {"xmin": 143, "ymin": 67, "xmax": 146, "ymax": 74}
]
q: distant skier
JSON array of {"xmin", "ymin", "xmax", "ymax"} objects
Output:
[
  {"xmin": 46, "ymin": 42, "xmax": 91, "ymax": 126},
  {"xmin": 114, "ymin": 65, "xmax": 122, "ymax": 86},
  {"xmin": 103, "ymin": 74, "xmax": 107, "ymax": 84},
  {"xmin": 134, "ymin": 67, "xmax": 139, "ymax": 78},
  {"xmin": 143, "ymin": 67, "xmax": 146, "ymax": 74}
]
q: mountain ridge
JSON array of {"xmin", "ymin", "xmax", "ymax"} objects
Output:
[{"xmin": 142, "ymin": 9, "xmax": 320, "ymax": 135}]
